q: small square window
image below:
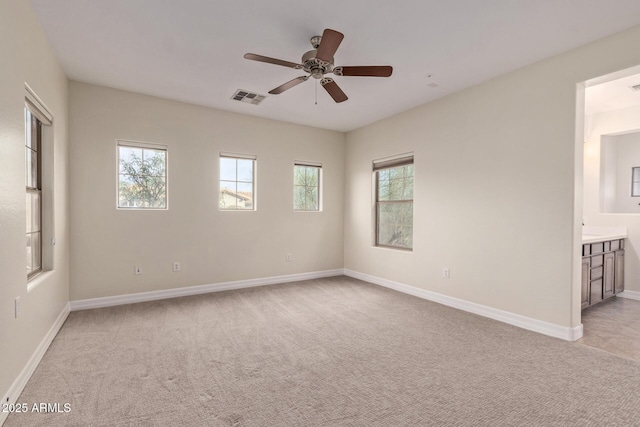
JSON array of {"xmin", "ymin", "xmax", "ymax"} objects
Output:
[
  {"xmin": 117, "ymin": 141, "xmax": 167, "ymax": 209},
  {"xmin": 219, "ymin": 154, "xmax": 256, "ymax": 210}
]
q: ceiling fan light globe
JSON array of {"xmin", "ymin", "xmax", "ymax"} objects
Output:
[{"xmin": 310, "ymin": 36, "xmax": 322, "ymax": 49}]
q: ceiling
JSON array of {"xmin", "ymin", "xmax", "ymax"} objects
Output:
[
  {"xmin": 586, "ymin": 72, "xmax": 640, "ymax": 115},
  {"xmin": 30, "ymin": 0, "xmax": 640, "ymax": 132}
]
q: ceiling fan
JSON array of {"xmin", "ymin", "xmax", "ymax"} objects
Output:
[{"xmin": 244, "ymin": 29, "xmax": 392, "ymax": 103}]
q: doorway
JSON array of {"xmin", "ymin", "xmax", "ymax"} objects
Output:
[{"xmin": 578, "ymin": 65, "xmax": 640, "ymax": 361}]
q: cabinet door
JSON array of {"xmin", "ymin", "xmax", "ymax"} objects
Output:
[
  {"xmin": 581, "ymin": 257, "xmax": 590, "ymax": 309},
  {"xmin": 615, "ymin": 250, "xmax": 625, "ymax": 294},
  {"xmin": 590, "ymin": 278, "xmax": 603, "ymax": 305},
  {"xmin": 603, "ymin": 252, "xmax": 615, "ymax": 299}
]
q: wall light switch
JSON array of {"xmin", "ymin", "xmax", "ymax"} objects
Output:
[{"xmin": 134, "ymin": 266, "xmax": 142, "ymax": 275}]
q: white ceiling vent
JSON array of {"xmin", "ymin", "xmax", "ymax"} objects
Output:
[
  {"xmin": 232, "ymin": 90, "xmax": 266, "ymax": 105},
  {"xmin": 630, "ymin": 84, "xmax": 640, "ymax": 92}
]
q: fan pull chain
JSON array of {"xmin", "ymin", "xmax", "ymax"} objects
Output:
[{"xmin": 315, "ymin": 80, "xmax": 318, "ymax": 105}]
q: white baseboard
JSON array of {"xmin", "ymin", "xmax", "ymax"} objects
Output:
[
  {"xmin": 618, "ymin": 290, "xmax": 640, "ymax": 301},
  {"xmin": 70, "ymin": 269, "xmax": 345, "ymax": 311},
  {"xmin": 344, "ymin": 269, "xmax": 583, "ymax": 342},
  {"xmin": 1, "ymin": 303, "xmax": 70, "ymax": 426}
]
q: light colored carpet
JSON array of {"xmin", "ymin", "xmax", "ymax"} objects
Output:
[{"xmin": 5, "ymin": 276, "xmax": 640, "ymax": 426}]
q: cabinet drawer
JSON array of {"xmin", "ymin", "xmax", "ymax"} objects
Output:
[
  {"xmin": 583, "ymin": 245, "xmax": 591, "ymax": 256},
  {"xmin": 590, "ymin": 266, "xmax": 603, "ymax": 280},
  {"xmin": 591, "ymin": 242, "xmax": 604, "ymax": 254},
  {"xmin": 591, "ymin": 255, "xmax": 603, "ymax": 268},
  {"xmin": 610, "ymin": 240, "xmax": 620, "ymax": 251}
]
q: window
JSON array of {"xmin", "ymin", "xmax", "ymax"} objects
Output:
[
  {"xmin": 117, "ymin": 141, "xmax": 167, "ymax": 209},
  {"xmin": 25, "ymin": 86, "xmax": 53, "ymax": 282},
  {"xmin": 294, "ymin": 162, "xmax": 321, "ymax": 211},
  {"xmin": 632, "ymin": 167, "xmax": 640, "ymax": 196},
  {"xmin": 374, "ymin": 155, "xmax": 414, "ymax": 250},
  {"xmin": 219, "ymin": 153, "xmax": 256, "ymax": 210},
  {"xmin": 26, "ymin": 109, "xmax": 42, "ymax": 278}
]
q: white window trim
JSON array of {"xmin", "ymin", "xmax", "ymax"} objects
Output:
[
  {"xmin": 632, "ymin": 166, "xmax": 640, "ymax": 197},
  {"xmin": 24, "ymin": 84, "xmax": 55, "ymax": 283},
  {"xmin": 116, "ymin": 140, "xmax": 169, "ymax": 210},
  {"xmin": 293, "ymin": 161, "xmax": 323, "ymax": 212},
  {"xmin": 219, "ymin": 152, "xmax": 257, "ymax": 211},
  {"xmin": 25, "ymin": 83, "xmax": 53, "ymax": 125},
  {"xmin": 372, "ymin": 153, "xmax": 414, "ymax": 251}
]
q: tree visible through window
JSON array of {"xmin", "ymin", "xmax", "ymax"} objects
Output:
[
  {"xmin": 118, "ymin": 142, "xmax": 167, "ymax": 209},
  {"xmin": 375, "ymin": 156, "xmax": 413, "ymax": 250},
  {"xmin": 294, "ymin": 163, "xmax": 321, "ymax": 211}
]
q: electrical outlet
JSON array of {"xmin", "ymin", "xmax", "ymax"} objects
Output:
[
  {"xmin": 286, "ymin": 253, "xmax": 292, "ymax": 262},
  {"xmin": 172, "ymin": 261, "xmax": 181, "ymax": 272},
  {"xmin": 134, "ymin": 266, "xmax": 142, "ymax": 275},
  {"xmin": 15, "ymin": 297, "xmax": 20, "ymax": 318},
  {"xmin": 443, "ymin": 268, "xmax": 450, "ymax": 279}
]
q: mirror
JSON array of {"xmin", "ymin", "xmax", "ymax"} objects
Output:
[{"xmin": 601, "ymin": 130, "xmax": 640, "ymax": 213}]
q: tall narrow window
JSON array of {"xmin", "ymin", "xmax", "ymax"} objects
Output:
[
  {"xmin": 374, "ymin": 155, "xmax": 414, "ymax": 250},
  {"xmin": 294, "ymin": 162, "xmax": 321, "ymax": 211},
  {"xmin": 219, "ymin": 153, "xmax": 256, "ymax": 210},
  {"xmin": 117, "ymin": 141, "xmax": 167, "ymax": 209},
  {"xmin": 26, "ymin": 109, "xmax": 42, "ymax": 278}
]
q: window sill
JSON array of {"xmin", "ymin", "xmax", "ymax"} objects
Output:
[
  {"xmin": 116, "ymin": 207, "xmax": 168, "ymax": 211},
  {"xmin": 373, "ymin": 245, "xmax": 413, "ymax": 253},
  {"xmin": 27, "ymin": 270, "xmax": 54, "ymax": 293}
]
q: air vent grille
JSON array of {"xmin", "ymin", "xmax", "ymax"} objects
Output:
[
  {"xmin": 630, "ymin": 84, "xmax": 640, "ymax": 92},
  {"xmin": 232, "ymin": 90, "xmax": 266, "ymax": 105}
]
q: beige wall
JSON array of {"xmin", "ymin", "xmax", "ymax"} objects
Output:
[
  {"xmin": 584, "ymin": 105, "xmax": 640, "ymax": 293},
  {"xmin": 5, "ymin": 2, "xmax": 640, "ymax": 405},
  {"xmin": 69, "ymin": 82, "xmax": 344, "ymax": 300},
  {"xmin": 0, "ymin": 0, "xmax": 69, "ymax": 405},
  {"xmin": 344, "ymin": 25, "xmax": 640, "ymax": 329}
]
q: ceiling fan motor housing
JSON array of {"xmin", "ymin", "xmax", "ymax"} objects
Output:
[{"xmin": 301, "ymin": 50, "xmax": 333, "ymax": 79}]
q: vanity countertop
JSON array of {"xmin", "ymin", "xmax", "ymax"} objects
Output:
[{"xmin": 582, "ymin": 226, "xmax": 627, "ymax": 244}]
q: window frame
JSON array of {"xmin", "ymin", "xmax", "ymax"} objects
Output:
[
  {"xmin": 24, "ymin": 84, "xmax": 54, "ymax": 285},
  {"xmin": 219, "ymin": 152, "xmax": 257, "ymax": 211},
  {"xmin": 373, "ymin": 154, "xmax": 414, "ymax": 251},
  {"xmin": 116, "ymin": 140, "xmax": 168, "ymax": 210},
  {"xmin": 293, "ymin": 161, "xmax": 322, "ymax": 212},
  {"xmin": 632, "ymin": 167, "xmax": 640, "ymax": 197},
  {"xmin": 25, "ymin": 108, "xmax": 43, "ymax": 280}
]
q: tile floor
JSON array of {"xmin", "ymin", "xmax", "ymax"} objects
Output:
[{"xmin": 579, "ymin": 296, "xmax": 640, "ymax": 362}]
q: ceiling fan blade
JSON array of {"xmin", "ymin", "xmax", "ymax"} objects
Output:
[
  {"xmin": 334, "ymin": 66, "xmax": 393, "ymax": 77},
  {"xmin": 315, "ymin": 29, "xmax": 344, "ymax": 62},
  {"xmin": 268, "ymin": 76, "xmax": 309, "ymax": 94},
  {"xmin": 320, "ymin": 78, "xmax": 348, "ymax": 103},
  {"xmin": 244, "ymin": 53, "xmax": 302, "ymax": 69}
]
